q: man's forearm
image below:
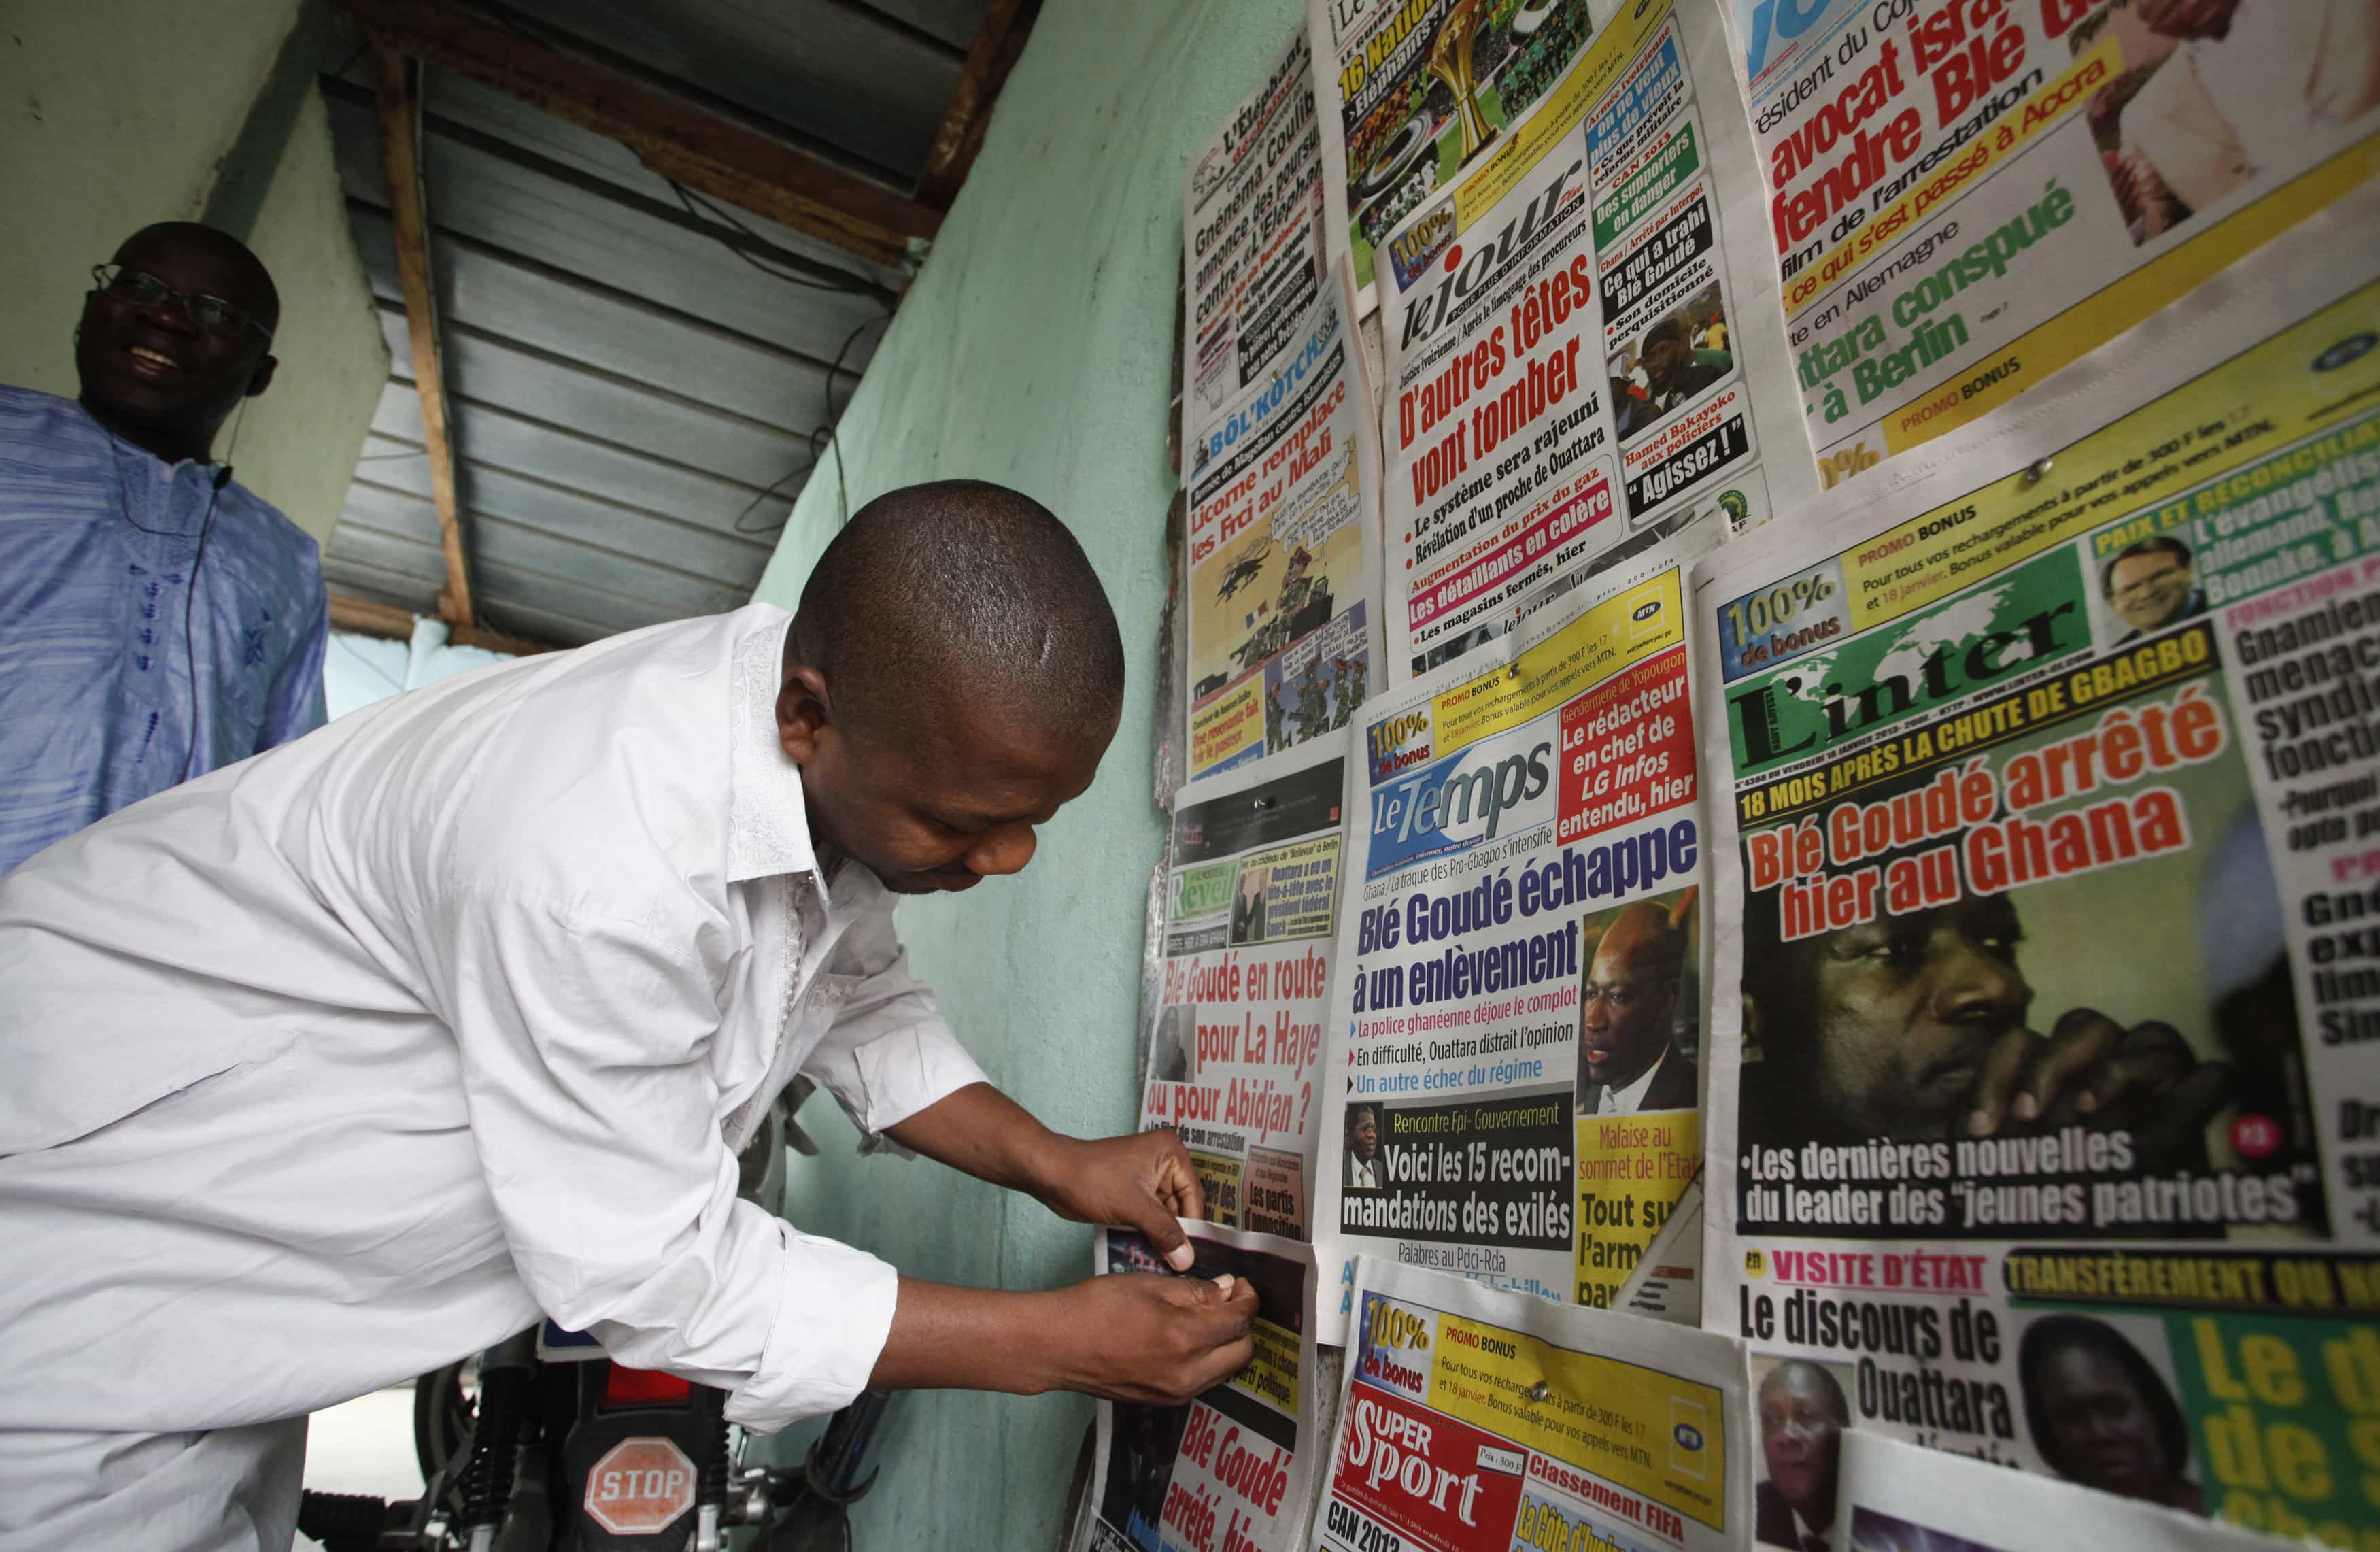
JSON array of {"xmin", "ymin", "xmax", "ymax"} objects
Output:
[
  {"xmin": 880, "ymin": 1081, "xmax": 1070, "ymax": 1196},
  {"xmin": 868, "ymin": 1276, "xmax": 1059, "ymax": 1394}
]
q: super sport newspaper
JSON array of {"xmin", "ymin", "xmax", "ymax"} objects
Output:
[
  {"xmin": 1312, "ymin": 532, "xmax": 1719, "ymax": 1347},
  {"xmin": 1142, "ymin": 736, "xmax": 1348, "ymax": 1238},
  {"xmin": 1184, "ymin": 23, "xmax": 1389, "ymax": 785},
  {"xmin": 1737, "ymin": 0, "xmax": 2380, "ymax": 486},
  {"xmin": 1693, "ymin": 195, "xmax": 2380, "ymax": 1551},
  {"xmin": 1314, "ymin": 1255, "xmax": 1750, "ymax": 1552},
  {"xmin": 1375, "ymin": 0, "xmax": 1819, "ymax": 685}
]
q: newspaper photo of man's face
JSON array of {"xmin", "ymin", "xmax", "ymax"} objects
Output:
[{"xmin": 1754, "ymin": 1358, "xmax": 1850, "ymax": 1548}]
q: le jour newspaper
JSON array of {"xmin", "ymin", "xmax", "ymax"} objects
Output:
[
  {"xmin": 1737, "ymin": 0, "xmax": 2380, "ymax": 486},
  {"xmin": 1695, "ymin": 190, "xmax": 2380, "ymax": 1550},
  {"xmin": 1183, "ymin": 24, "xmax": 1387, "ymax": 785},
  {"xmin": 1373, "ymin": 0, "xmax": 1820, "ymax": 685}
]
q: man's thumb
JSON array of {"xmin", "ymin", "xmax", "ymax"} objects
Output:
[{"xmin": 1139, "ymin": 1202, "xmax": 1195, "ymax": 1271}]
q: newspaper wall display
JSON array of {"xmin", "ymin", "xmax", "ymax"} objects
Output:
[
  {"xmin": 1308, "ymin": 0, "xmax": 1610, "ymax": 305},
  {"xmin": 1737, "ymin": 0, "xmax": 2380, "ymax": 488},
  {"xmin": 1312, "ymin": 545, "xmax": 1712, "ymax": 1343},
  {"xmin": 1832, "ymin": 1429, "xmax": 2292, "ymax": 1552},
  {"xmin": 1313, "ymin": 1255, "xmax": 1751, "ymax": 1552},
  {"xmin": 1376, "ymin": 0, "xmax": 1820, "ymax": 683},
  {"xmin": 1144, "ymin": 739, "xmax": 1349, "ymax": 1238},
  {"xmin": 1695, "ymin": 214, "xmax": 2380, "ymax": 1551},
  {"xmin": 1185, "ymin": 27, "xmax": 1387, "ymax": 783},
  {"xmin": 1083, "ymin": 1224, "xmax": 1319, "ymax": 1552}
]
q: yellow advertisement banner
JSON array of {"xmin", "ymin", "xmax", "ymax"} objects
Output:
[
  {"xmin": 1576, "ymin": 1111, "xmax": 1701, "ymax": 1310},
  {"xmin": 1842, "ymin": 280, "xmax": 2380, "ymax": 632},
  {"xmin": 1233, "ymin": 1315, "xmax": 1302, "ymax": 1414},
  {"xmin": 1425, "ymin": 1313, "xmax": 1728, "ymax": 1529},
  {"xmin": 1431, "ymin": 569, "xmax": 1684, "ymax": 759},
  {"xmin": 1876, "ymin": 138, "xmax": 2380, "ymax": 456}
]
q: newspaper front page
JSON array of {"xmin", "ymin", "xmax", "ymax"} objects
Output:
[
  {"xmin": 1185, "ymin": 27, "xmax": 1388, "ymax": 784},
  {"xmin": 1144, "ymin": 738, "xmax": 1349, "ymax": 1238},
  {"xmin": 1313, "ymin": 543, "xmax": 1716, "ymax": 1343},
  {"xmin": 1695, "ymin": 202, "xmax": 2380, "ymax": 1551},
  {"xmin": 1083, "ymin": 1224, "xmax": 1320, "ymax": 1552},
  {"xmin": 1737, "ymin": 0, "xmax": 2380, "ymax": 486},
  {"xmin": 1308, "ymin": 0, "xmax": 1612, "ymax": 306},
  {"xmin": 1830, "ymin": 1429, "xmax": 2294, "ymax": 1552},
  {"xmin": 1314, "ymin": 1254, "xmax": 1751, "ymax": 1552},
  {"xmin": 1376, "ymin": 0, "xmax": 1819, "ymax": 684}
]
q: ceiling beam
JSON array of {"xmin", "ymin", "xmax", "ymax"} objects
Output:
[
  {"xmin": 333, "ymin": 0, "xmax": 941, "ymax": 269},
  {"xmin": 372, "ymin": 44, "xmax": 479, "ymax": 632},
  {"xmin": 331, "ymin": 591, "xmax": 553, "ymax": 657},
  {"xmin": 914, "ymin": 0, "xmax": 1040, "ymax": 211}
]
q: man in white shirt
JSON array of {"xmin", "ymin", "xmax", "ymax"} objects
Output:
[{"xmin": 0, "ymin": 480, "xmax": 1256, "ymax": 1551}]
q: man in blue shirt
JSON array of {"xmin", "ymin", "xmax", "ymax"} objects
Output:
[{"xmin": 0, "ymin": 222, "xmax": 329, "ymax": 873}]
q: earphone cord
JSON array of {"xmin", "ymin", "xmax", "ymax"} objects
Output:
[{"xmin": 103, "ymin": 429, "xmax": 229, "ymax": 781}]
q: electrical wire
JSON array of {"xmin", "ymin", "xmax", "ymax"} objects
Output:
[
  {"xmin": 728, "ymin": 309, "xmax": 885, "ymax": 534},
  {"xmin": 665, "ymin": 180, "xmax": 885, "ymax": 298}
]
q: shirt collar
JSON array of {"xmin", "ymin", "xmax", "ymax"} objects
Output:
[
  {"xmin": 728, "ymin": 613, "xmax": 823, "ymax": 886},
  {"xmin": 1604, "ymin": 1046, "xmax": 1670, "ymax": 1113}
]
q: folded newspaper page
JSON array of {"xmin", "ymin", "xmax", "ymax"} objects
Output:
[
  {"xmin": 1694, "ymin": 195, "xmax": 2380, "ymax": 1551},
  {"xmin": 1144, "ymin": 737, "xmax": 1348, "ymax": 1238},
  {"xmin": 1083, "ymin": 1224, "xmax": 1320, "ymax": 1552},
  {"xmin": 1314, "ymin": 1254, "xmax": 1752, "ymax": 1552},
  {"xmin": 1314, "ymin": 539, "xmax": 1717, "ymax": 1344},
  {"xmin": 1737, "ymin": 0, "xmax": 2380, "ymax": 486},
  {"xmin": 1308, "ymin": 0, "xmax": 1610, "ymax": 305},
  {"xmin": 1375, "ymin": 0, "xmax": 1819, "ymax": 684},
  {"xmin": 1185, "ymin": 24, "xmax": 1387, "ymax": 783},
  {"xmin": 1830, "ymin": 1428, "xmax": 2290, "ymax": 1552}
]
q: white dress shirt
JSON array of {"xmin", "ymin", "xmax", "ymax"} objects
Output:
[
  {"xmin": 0, "ymin": 605, "xmax": 987, "ymax": 1436},
  {"xmin": 1595, "ymin": 1047, "xmax": 1673, "ymax": 1116}
]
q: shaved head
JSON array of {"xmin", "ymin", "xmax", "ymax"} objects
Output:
[{"xmin": 793, "ymin": 480, "xmax": 1124, "ymax": 744}]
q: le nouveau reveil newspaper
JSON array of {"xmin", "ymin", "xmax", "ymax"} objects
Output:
[
  {"xmin": 1143, "ymin": 736, "xmax": 1348, "ymax": 1239},
  {"xmin": 1695, "ymin": 190, "xmax": 2380, "ymax": 1551},
  {"xmin": 1373, "ymin": 0, "xmax": 1819, "ymax": 684},
  {"xmin": 1738, "ymin": 0, "xmax": 2380, "ymax": 486},
  {"xmin": 1184, "ymin": 24, "xmax": 1387, "ymax": 783}
]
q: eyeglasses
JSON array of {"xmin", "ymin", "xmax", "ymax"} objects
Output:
[
  {"xmin": 88, "ymin": 263, "xmax": 274, "ymax": 343},
  {"xmin": 2110, "ymin": 560, "xmax": 2188, "ymax": 603}
]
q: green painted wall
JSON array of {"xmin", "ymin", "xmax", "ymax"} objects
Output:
[
  {"xmin": 751, "ymin": 2, "xmax": 1300, "ymax": 1542},
  {"xmin": 0, "ymin": 0, "xmax": 386, "ymax": 545}
]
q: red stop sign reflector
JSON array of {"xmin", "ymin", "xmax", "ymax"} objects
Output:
[{"xmin": 584, "ymin": 1438, "xmax": 696, "ymax": 1535}]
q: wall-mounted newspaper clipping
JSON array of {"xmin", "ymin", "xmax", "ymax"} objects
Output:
[
  {"xmin": 1376, "ymin": 0, "xmax": 1819, "ymax": 684},
  {"xmin": 1737, "ymin": 0, "xmax": 2380, "ymax": 489},
  {"xmin": 1314, "ymin": 1255, "xmax": 1750, "ymax": 1552},
  {"xmin": 1083, "ymin": 1224, "xmax": 1319, "ymax": 1552},
  {"xmin": 1185, "ymin": 27, "xmax": 1387, "ymax": 784},
  {"xmin": 1695, "ymin": 211, "xmax": 2380, "ymax": 1551},
  {"xmin": 1307, "ymin": 0, "xmax": 1609, "ymax": 307},
  {"xmin": 1312, "ymin": 547, "xmax": 1712, "ymax": 1343},
  {"xmin": 1831, "ymin": 1428, "xmax": 2293, "ymax": 1552},
  {"xmin": 1144, "ymin": 738, "xmax": 1348, "ymax": 1238}
]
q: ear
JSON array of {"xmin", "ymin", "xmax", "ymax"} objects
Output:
[
  {"xmin": 775, "ymin": 662, "xmax": 834, "ymax": 765},
  {"xmin": 245, "ymin": 354, "xmax": 278, "ymax": 398}
]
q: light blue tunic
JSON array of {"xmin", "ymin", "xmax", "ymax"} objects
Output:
[{"xmin": 0, "ymin": 384, "xmax": 327, "ymax": 873}]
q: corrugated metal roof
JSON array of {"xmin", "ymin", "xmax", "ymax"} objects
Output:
[{"xmin": 318, "ymin": 1, "xmax": 968, "ymax": 644}]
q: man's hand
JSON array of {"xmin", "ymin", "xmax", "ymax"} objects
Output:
[
  {"xmin": 1044, "ymin": 1272, "xmax": 1259, "ymax": 1404},
  {"xmin": 868, "ymin": 1272, "xmax": 1258, "ymax": 1404},
  {"xmin": 1964, "ymin": 1009, "xmax": 2230, "ymax": 1168},
  {"xmin": 1034, "ymin": 1130, "xmax": 1207, "ymax": 1272}
]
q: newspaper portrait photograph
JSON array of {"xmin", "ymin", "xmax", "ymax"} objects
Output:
[
  {"xmin": 1695, "ymin": 207, "xmax": 2380, "ymax": 1551},
  {"xmin": 1082, "ymin": 1224, "xmax": 1320, "ymax": 1552},
  {"xmin": 1313, "ymin": 1255, "xmax": 1750, "ymax": 1552}
]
